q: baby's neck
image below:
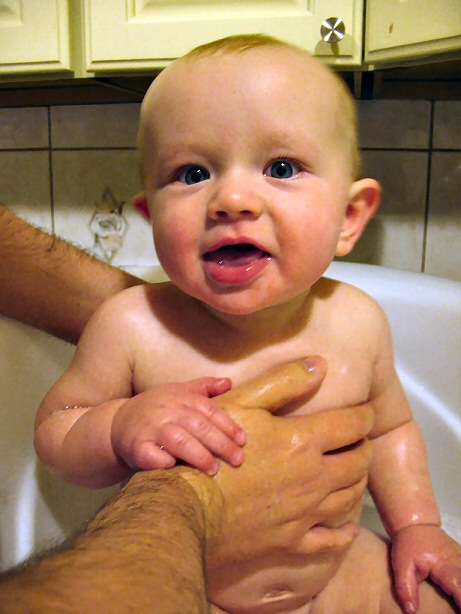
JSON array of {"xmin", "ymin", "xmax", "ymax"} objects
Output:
[{"xmin": 199, "ymin": 290, "xmax": 314, "ymax": 343}]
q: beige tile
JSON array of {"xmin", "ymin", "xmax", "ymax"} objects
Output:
[
  {"xmin": 341, "ymin": 150, "xmax": 427, "ymax": 272},
  {"xmin": 357, "ymin": 100, "xmax": 431, "ymax": 149},
  {"xmin": 433, "ymin": 101, "xmax": 461, "ymax": 150},
  {"xmin": 0, "ymin": 107, "xmax": 48, "ymax": 149},
  {"xmin": 425, "ymin": 152, "xmax": 461, "ymax": 281},
  {"xmin": 51, "ymin": 104, "xmax": 140, "ymax": 149},
  {"xmin": 52, "ymin": 150, "xmax": 157, "ymax": 266},
  {"xmin": 0, "ymin": 151, "xmax": 52, "ymax": 231}
]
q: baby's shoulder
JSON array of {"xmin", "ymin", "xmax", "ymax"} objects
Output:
[
  {"xmin": 75, "ymin": 281, "xmax": 194, "ymax": 374},
  {"xmin": 314, "ymin": 276, "xmax": 389, "ymax": 330},
  {"xmin": 85, "ymin": 281, "xmax": 179, "ymax": 334}
]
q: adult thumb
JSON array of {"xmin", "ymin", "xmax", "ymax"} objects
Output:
[{"xmin": 217, "ymin": 357, "xmax": 327, "ymax": 414}]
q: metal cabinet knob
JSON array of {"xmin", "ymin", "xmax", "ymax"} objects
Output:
[{"xmin": 320, "ymin": 17, "xmax": 346, "ymax": 44}]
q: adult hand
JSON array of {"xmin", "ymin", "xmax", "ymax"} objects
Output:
[{"xmin": 179, "ymin": 357, "xmax": 373, "ymax": 568}]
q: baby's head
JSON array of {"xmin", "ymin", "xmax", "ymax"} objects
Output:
[
  {"xmin": 138, "ymin": 34, "xmax": 361, "ymax": 184},
  {"xmin": 135, "ymin": 34, "xmax": 380, "ymax": 315}
]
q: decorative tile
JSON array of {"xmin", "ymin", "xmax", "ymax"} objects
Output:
[
  {"xmin": 341, "ymin": 150, "xmax": 427, "ymax": 272},
  {"xmin": 51, "ymin": 104, "xmax": 141, "ymax": 149},
  {"xmin": 357, "ymin": 100, "xmax": 431, "ymax": 149},
  {"xmin": 0, "ymin": 107, "xmax": 48, "ymax": 149},
  {"xmin": 0, "ymin": 151, "xmax": 52, "ymax": 231},
  {"xmin": 52, "ymin": 150, "xmax": 158, "ymax": 267},
  {"xmin": 425, "ymin": 152, "xmax": 461, "ymax": 281},
  {"xmin": 433, "ymin": 101, "xmax": 461, "ymax": 150}
]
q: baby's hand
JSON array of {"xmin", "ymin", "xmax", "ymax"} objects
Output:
[
  {"xmin": 392, "ymin": 524, "xmax": 461, "ymax": 613},
  {"xmin": 111, "ymin": 377, "xmax": 246, "ymax": 476}
]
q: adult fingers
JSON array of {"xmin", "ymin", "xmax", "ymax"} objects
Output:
[
  {"xmin": 217, "ymin": 357, "xmax": 327, "ymax": 414},
  {"xmin": 321, "ymin": 438, "xmax": 373, "ymax": 490},
  {"xmin": 286, "ymin": 403, "xmax": 374, "ymax": 453},
  {"xmin": 314, "ymin": 476, "xmax": 369, "ymax": 526},
  {"xmin": 297, "ymin": 521, "xmax": 359, "ymax": 555}
]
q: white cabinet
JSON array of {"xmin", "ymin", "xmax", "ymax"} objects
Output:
[
  {"xmin": 1, "ymin": 1, "xmax": 460, "ymax": 78},
  {"xmin": 83, "ymin": 0, "xmax": 364, "ymax": 72},
  {"xmin": 0, "ymin": 0, "xmax": 71, "ymax": 75},
  {"xmin": 365, "ymin": 0, "xmax": 461, "ymax": 66}
]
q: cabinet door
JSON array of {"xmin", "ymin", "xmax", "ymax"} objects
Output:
[
  {"xmin": 365, "ymin": 0, "xmax": 461, "ymax": 65},
  {"xmin": 0, "ymin": 0, "xmax": 71, "ymax": 75},
  {"xmin": 84, "ymin": 0, "xmax": 363, "ymax": 72}
]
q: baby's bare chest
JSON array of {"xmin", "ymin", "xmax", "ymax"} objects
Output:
[{"xmin": 132, "ymin": 319, "xmax": 375, "ymax": 414}]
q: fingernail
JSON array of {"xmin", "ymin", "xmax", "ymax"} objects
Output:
[
  {"xmin": 207, "ymin": 461, "xmax": 219, "ymax": 476},
  {"xmin": 302, "ymin": 358, "xmax": 317, "ymax": 373},
  {"xmin": 404, "ymin": 602, "xmax": 416, "ymax": 614},
  {"xmin": 235, "ymin": 430, "xmax": 246, "ymax": 446},
  {"xmin": 232, "ymin": 449, "xmax": 244, "ymax": 466}
]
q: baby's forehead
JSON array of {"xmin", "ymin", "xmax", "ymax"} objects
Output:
[
  {"xmin": 139, "ymin": 46, "xmax": 355, "ymax": 175},
  {"xmin": 145, "ymin": 47, "xmax": 340, "ymax": 117}
]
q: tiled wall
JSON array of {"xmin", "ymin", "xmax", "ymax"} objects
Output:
[{"xmin": 0, "ymin": 99, "xmax": 460, "ymax": 280}]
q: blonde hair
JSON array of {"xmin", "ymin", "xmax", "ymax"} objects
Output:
[{"xmin": 139, "ymin": 34, "xmax": 361, "ymax": 181}]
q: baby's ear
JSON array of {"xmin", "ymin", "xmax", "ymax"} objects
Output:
[
  {"xmin": 336, "ymin": 179, "xmax": 381, "ymax": 257},
  {"xmin": 132, "ymin": 192, "xmax": 151, "ymax": 222}
]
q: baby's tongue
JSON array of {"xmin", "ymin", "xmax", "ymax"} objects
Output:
[{"xmin": 206, "ymin": 244, "xmax": 264, "ymax": 267}]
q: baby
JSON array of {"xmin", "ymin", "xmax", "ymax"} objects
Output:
[{"xmin": 35, "ymin": 35, "xmax": 460, "ymax": 613}]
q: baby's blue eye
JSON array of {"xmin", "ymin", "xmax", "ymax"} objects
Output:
[
  {"xmin": 178, "ymin": 165, "xmax": 210, "ymax": 185},
  {"xmin": 265, "ymin": 160, "xmax": 299, "ymax": 179}
]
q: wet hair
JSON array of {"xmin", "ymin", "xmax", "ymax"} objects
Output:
[{"xmin": 138, "ymin": 33, "xmax": 361, "ymax": 182}]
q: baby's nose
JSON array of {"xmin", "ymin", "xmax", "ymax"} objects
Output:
[{"xmin": 207, "ymin": 181, "xmax": 264, "ymax": 221}]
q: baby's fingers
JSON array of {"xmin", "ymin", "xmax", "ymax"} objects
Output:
[
  {"xmin": 432, "ymin": 556, "xmax": 461, "ymax": 607},
  {"xmin": 192, "ymin": 396, "xmax": 246, "ymax": 446},
  {"xmin": 126, "ymin": 441, "xmax": 177, "ymax": 471},
  {"xmin": 392, "ymin": 551, "xmax": 419, "ymax": 614},
  {"xmin": 161, "ymin": 419, "xmax": 244, "ymax": 474}
]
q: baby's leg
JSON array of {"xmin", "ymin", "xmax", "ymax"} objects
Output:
[{"xmin": 311, "ymin": 529, "xmax": 456, "ymax": 613}]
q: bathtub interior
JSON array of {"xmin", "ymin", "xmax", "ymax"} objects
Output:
[{"xmin": 0, "ymin": 262, "xmax": 459, "ymax": 571}]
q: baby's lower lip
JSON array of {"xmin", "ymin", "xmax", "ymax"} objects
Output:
[{"xmin": 203, "ymin": 244, "xmax": 271, "ymax": 285}]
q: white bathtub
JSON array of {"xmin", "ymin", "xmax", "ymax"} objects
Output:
[{"xmin": 0, "ymin": 263, "xmax": 459, "ymax": 571}]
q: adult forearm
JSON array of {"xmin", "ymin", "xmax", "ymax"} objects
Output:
[
  {"xmin": 0, "ymin": 470, "xmax": 209, "ymax": 613},
  {"xmin": 0, "ymin": 205, "xmax": 140, "ymax": 344}
]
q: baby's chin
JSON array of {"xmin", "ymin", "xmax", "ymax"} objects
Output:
[
  {"xmin": 197, "ymin": 290, "xmax": 311, "ymax": 322},
  {"xmin": 165, "ymin": 267, "xmax": 312, "ymax": 318}
]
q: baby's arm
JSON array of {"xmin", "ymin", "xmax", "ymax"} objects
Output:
[
  {"xmin": 367, "ymin": 307, "xmax": 461, "ymax": 613},
  {"xmin": 34, "ymin": 290, "xmax": 245, "ymax": 488}
]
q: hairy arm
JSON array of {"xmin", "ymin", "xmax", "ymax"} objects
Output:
[
  {"xmin": 0, "ymin": 204, "xmax": 141, "ymax": 344},
  {"xmin": 0, "ymin": 470, "xmax": 209, "ymax": 614},
  {"xmin": 2, "ymin": 359, "xmax": 375, "ymax": 613}
]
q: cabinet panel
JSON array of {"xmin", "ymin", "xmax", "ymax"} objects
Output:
[
  {"xmin": 0, "ymin": 0, "xmax": 71, "ymax": 74},
  {"xmin": 84, "ymin": 0, "xmax": 363, "ymax": 72},
  {"xmin": 365, "ymin": 0, "xmax": 461, "ymax": 64}
]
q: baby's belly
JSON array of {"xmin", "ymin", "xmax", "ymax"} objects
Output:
[{"xmin": 208, "ymin": 538, "xmax": 353, "ymax": 614}]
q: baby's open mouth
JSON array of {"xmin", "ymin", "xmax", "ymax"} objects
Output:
[{"xmin": 203, "ymin": 243, "xmax": 271, "ymax": 267}]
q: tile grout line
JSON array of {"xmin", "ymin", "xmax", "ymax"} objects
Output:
[
  {"xmin": 47, "ymin": 107, "xmax": 55, "ymax": 236},
  {"xmin": 421, "ymin": 102, "xmax": 435, "ymax": 273}
]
